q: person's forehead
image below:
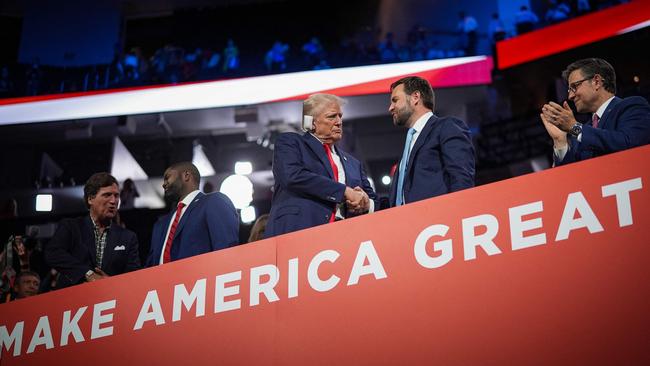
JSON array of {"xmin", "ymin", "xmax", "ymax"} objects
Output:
[
  {"xmin": 568, "ymin": 69, "xmax": 585, "ymax": 82},
  {"xmin": 97, "ymin": 183, "xmax": 119, "ymax": 194},
  {"xmin": 391, "ymin": 84, "xmax": 405, "ymax": 96},
  {"xmin": 321, "ymin": 102, "xmax": 341, "ymax": 113},
  {"xmin": 164, "ymin": 168, "xmax": 178, "ymax": 177},
  {"xmin": 19, "ymin": 275, "xmax": 39, "ymax": 283}
]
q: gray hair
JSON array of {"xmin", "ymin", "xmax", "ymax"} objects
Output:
[{"xmin": 302, "ymin": 93, "xmax": 346, "ymax": 119}]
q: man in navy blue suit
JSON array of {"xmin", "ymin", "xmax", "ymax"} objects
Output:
[
  {"xmin": 388, "ymin": 76, "xmax": 475, "ymax": 207},
  {"xmin": 265, "ymin": 93, "xmax": 378, "ymax": 238},
  {"xmin": 146, "ymin": 162, "xmax": 238, "ymax": 266},
  {"xmin": 45, "ymin": 173, "xmax": 141, "ymax": 288},
  {"xmin": 541, "ymin": 58, "xmax": 650, "ymax": 165}
]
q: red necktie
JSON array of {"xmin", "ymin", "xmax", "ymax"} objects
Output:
[
  {"xmin": 592, "ymin": 114, "xmax": 600, "ymax": 128},
  {"xmin": 162, "ymin": 202, "xmax": 185, "ymax": 264},
  {"xmin": 323, "ymin": 144, "xmax": 339, "ymax": 222}
]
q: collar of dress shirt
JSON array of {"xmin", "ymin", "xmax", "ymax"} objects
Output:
[
  {"xmin": 411, "ymin": 111, "xmax": 433, "ymax": 133},
  {"xmin": 180, "ymin": 189, "xmax": 201, "ymax": 207},
  {"xmin": 594, "ymin": 96, "xmax": 615, "ymax": 120}
]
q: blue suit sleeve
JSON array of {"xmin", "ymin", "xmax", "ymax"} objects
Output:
[
  {"xmin": 206, "ymin": 193, "xmax": 240, "ymax": 250},
  {"xmin": 439, "ymin": 119, "xmax": 476, "ymax": 192},
  {"xmin": 274, "ymin": 133, "xmax": 347, "ymax": 203},
  {"xmin": 581, "ymin": 98, "xmax": 650, "ymax": 153}
]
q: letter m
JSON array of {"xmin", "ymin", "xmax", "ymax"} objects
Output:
[{"xmin": 1, "ymin": 321, "xmax": 24, "ymax": 358}]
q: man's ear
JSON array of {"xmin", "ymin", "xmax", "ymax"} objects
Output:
[{"xmin": 411, "ymin": 91, "xmax": 421, "ymax": 105}]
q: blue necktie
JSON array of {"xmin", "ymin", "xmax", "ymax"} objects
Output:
[{"xmin": 396, "ymin": 128, "xmax": 416, "ymax": 206}]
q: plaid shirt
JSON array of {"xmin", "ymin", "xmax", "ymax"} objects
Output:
[{"xmin": 90, "ymin": 217, "xmax": 110, "ymax": 269}]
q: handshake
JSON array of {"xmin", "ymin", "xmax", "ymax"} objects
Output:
[{"xmin": 344, "ymin": 186, "xmax": 370, "ymax": 214}]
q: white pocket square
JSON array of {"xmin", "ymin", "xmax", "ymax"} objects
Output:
[{"xmin": 114, "ymin": 245, "xmax": 126, "ymax": 251}]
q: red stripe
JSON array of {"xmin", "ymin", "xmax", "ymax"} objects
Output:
[{"xmin": 496, "ymin": 1, "xmax": 650, "ymax": 69}]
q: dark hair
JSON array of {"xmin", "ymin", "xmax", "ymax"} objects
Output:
[
  {"xmin": 390, "ymin": 76, "xmax": 435, "ymax": 111},
  {"xmin": 248, "ymin": 213, "xmax": 270, "ymax": 243},
  {"xmin": 169, "ymin": 162, "xmax": 201, "ymax": 186},
  {"xmin": 562, "ymin": 58, "xmax": 616, "ymax": 94},
  {"xmin": 84, "ymin": 172, "xmax": 118, "ymax": 208}
]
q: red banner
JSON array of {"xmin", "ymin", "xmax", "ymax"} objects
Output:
[
  {"xmin": 497, "ymin": 1, "xmax": 650, "ymax": 69},
  {"xmin": 2, "ymin": 145, "xmax": 650, "ymax": 365}
]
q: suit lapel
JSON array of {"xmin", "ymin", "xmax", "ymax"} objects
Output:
[
  {"xmin": 597, "ymin": 96, "xmax": 621, "ymax": 130},
  {"xmin": 173, "ymin": 192, "xmax": 205, "ymax": 239},
  {"xmin": 405, "ymin": 115, "xmax": 436, "ymax": 180},
  {"xmin": 302, "ymin": 132, "xmax": 335, "ymax": 179},
  {"xmin": 82, "ymin": 216, "xmax": 98, "ymax": 267}
]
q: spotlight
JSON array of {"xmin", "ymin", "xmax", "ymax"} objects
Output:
[
  {"xmin": 35, "ymin": 194, "xmax": 53, "ymax": 212},
  {"xmin": 220, "ymin": 174, "xmax": 253, "ymax": 209},
  {"xmin": 241, "ymin": 206, "xmax": 256, "ymax": 224},
  {"xmin": 235, "ymin": 161, "xmax": 253, "ymax": 175},
  {"xmin": 381, "ymin": 175, "xmax": 391, "ymax": 185}
]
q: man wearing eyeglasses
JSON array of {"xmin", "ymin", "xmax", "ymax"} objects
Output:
[{"xmin": 540, "ymin": 58, "xmax": 650, "ymax": 166}]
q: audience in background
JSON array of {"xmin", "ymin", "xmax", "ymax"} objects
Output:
[
  {"xmin": 1, "ymin": 270, "xmax": 40, "ymax": 303},
  {"xmin": 265, "ymin": 41, "xmax": 290, "ymax": 72},
  {"xmin": 515, "ymin": 6, "xmax": 540, "ymax": 35},
  {"xmin": 0, "ymin": 1, "xmax": 625, "ymax": 99},
  {"xmin": 457, "ymin": 11, "xmax": 479, "ymax": 56},
  {"xmin": 120, "ymin": 178, "xmax": 140, "ymax": 210},
  {"xmin": 545, "ymin": 0, "xmax": 571, "ymax": 24},
  {"xmin": 222, "ymin": 39, "xmax": 240, "ymax": 73}
]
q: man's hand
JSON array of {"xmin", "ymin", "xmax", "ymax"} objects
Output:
[
  {"xmin": 540, "ymin": 111, "xmax": 567, "ymax": 148},
  {"xmin": 542, "ymin": 101, "xmax": 577, "ymax": 132},
  {"xmin": 86, "ymin": 268, "xmax": 110, "ymax": 282},
  {"xmin": 345, "ymin": 186, "xmax": 369, "ymax": 214}
]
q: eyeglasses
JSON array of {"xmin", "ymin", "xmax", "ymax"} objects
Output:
[{"xmin": 567, "ymin": 77, "xmax": 592, "ymax": 94}]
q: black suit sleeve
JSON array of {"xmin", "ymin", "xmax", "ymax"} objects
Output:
[
  {"xmin": 44, "ymin": 220, "xmax": 90, "ymax": 286},
  {"xmin": 124, "ymin": 230, "xmax": 142, "ymax": 272}
]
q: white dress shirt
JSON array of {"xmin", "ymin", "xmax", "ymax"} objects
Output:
[
  {"xmin": 407, "ymin": 111, "xmax": 433, "ymax": 157},
  {"xmin": 158, "ymin": 189, "xmax": 201, "ymax": 264}
]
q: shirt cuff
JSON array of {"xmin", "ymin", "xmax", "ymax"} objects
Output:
[
  {"xmin": 553, "ymin": 145, "xmax": 568, "ymax": 161},
  {"xmin": 368, "ymin": 199, "xmax": 375, "ymax": 213}
]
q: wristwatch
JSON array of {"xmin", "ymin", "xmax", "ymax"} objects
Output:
[
  {"xmin": 85, "ymin": 270, "xmax": 94, "ymax": 281},
  {"xmin": 569, "ymin": 122, "xmax": 583, "ymax": 137}
]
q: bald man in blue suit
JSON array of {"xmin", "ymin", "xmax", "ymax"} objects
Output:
[{"xmin": 146, "ymin": 162, "xmax": 239, "ymax": 266}]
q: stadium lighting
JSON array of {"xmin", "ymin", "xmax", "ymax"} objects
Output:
[
  {"xmin": 219, "ymin": 174, "xmax": 253, "ymax": 209},
  {"xmin": 35, "ymin": 194, "xmax": 53, "ymax": 212},
  {"xmin": 241, "ymin": 205, "xmax": 256, "ymax": 224},
  {"xmin": 235, "ymin": 161, "xmax": 253, "ymax": 175}
]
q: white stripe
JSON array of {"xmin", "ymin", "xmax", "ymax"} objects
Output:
[{"xmin": 0, "ymin": 57, "xmax": 487, "ymax": 125}]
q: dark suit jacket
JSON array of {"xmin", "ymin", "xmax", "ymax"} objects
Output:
[
  {"xmin": 389, "ymin": 114, "xmax": 475, "ymax": 206},
  {"xmin": 44, "ymin": 216, "xmax": 141, "ymax": 289},
  {"xmin": 265, "ymin": 132, "xmax": 379, "ymax": 237},
  {"xmin": 146, "ymin": 192, "xmax": 239, "ymax": 266},
  {"xmin": 557, "ymin": 96, "xmax": 650, "ymax": 165}
]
